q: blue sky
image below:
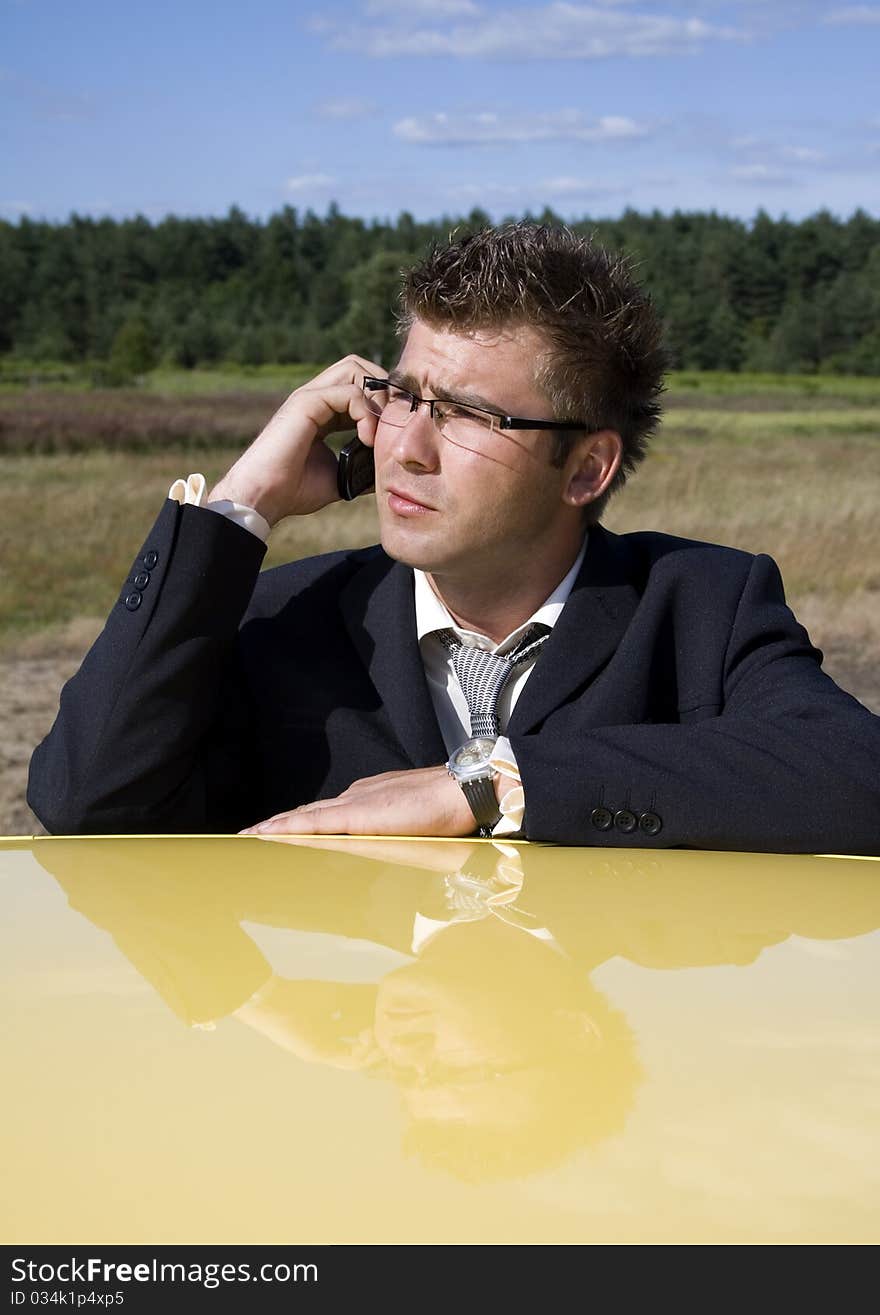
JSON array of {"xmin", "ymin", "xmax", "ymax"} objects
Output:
[{"xmin": 3, "ymin": 0, "xmax": 879, "ymax": 224}]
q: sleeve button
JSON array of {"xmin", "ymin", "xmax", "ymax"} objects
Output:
[
  {"xmin": 143, "ymin": 550, "xmax": 159, "ymax": 569},
  {"xmin": 614, "ymin": 808, "xmax": 637, "ymax": 834},
  {"xmin": 133, "ymin": 570, "xmax": 150, "ymax": 589},
  {"xmin": 590, "ymin": 806, "xmax": 613, "ymax": 831},
  {"xmin": 639, "ymin": 811, "xmax": 663, "ymax": 837},
  {"xmin": 124, "ymin": 591, "xmax": 143, "ymax": 611}
]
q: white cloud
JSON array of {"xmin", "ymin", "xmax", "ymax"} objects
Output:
[
  {"xmin": 328, "ymin": 4, "xmax": 749, "ymax": 60},
  {"xmin": 730, "ymin": 134, "xmax": 761, "ymax": 150},
  {"xmin": 731, "ymin": 163, "xmax": 796, "ymax": 185},
  {"xmin": 823, "ymin": 5, "xmax": 880, "ymax": 24},
  {"xmin": 394, "ymin": 109, "xmax": 651, "ymax": 145},
  {"xmin": 450, "ymin": 182, "xmax": 526, "ymax": 200},
  {"xmin": 316, "ymin": 98, "xmax": 377, "ymax": 120},
  {"xmin": 285, "ymin": 173, "xmax": 336, "ymax": 193},
  {"xmin": 724, "ymin": 126, "xmax": 880, "ymax": 182},
  {"xmin": 365, "ymin": 0, "xmax": 482, "ymax": 14},
  {"xmin": 542, "ymin": 175, "xmax": 625, "ymax": 196},
  {"xmin": 447, "ymin": 176, "xmax": 625, "ymax": 202},
  {"xmin": 781, "ymin": 145, "xmax": 826, "ymax": 163},
  {"xmin": 730, "ymin": 135, "xmax": 828, "ymax": 169}
]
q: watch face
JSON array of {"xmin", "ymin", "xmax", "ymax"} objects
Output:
[{"xmin": 448, "ymin": 737, "xmax": 497, "ymax": 780}]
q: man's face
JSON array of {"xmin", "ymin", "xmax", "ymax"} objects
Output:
[
  {"xmin": 373, "ymin": 948, "xmax": 553, "ymax": 1126},
  {"xmin": 373, "ymin": 319, "xmax": 574, "ymax": 582}
]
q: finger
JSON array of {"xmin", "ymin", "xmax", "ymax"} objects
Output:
[
  {"xmin": 240, "ymin": 782, "xmax": 361, "ymax": 832},
  {"xmin": 294, "ymin": 382, "xmax": 385, "ymax": 443},
  {"xmin": 240, "ymin": 798, "xmax": 350, "ymax": 834},
  {"xmin": 253, "ymin": 807, "xmax": 350, "ymax": 836},
  {"xmin": 294, "ymin": 354, "xmax": 387, "ymax": 395},
  {"xmin": 254, "ymin": 797, "xmax": 418, "ymax": 836},
  {"xmin": 239, "ymin": 806, "xmax": 312, "ymax": 833},
  {"xmin": 355, "ymin": 409, "xmax": 379, "ymax": 449}
]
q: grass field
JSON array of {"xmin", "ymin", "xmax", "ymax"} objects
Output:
[
  {"xmin": 2, "ymin": 369, "xmax": 878, "ymax": 835},
  {"xmin": 4, "ymin": 358, "xmax": 879, "ymax": 402},
  {"xmin": 2, "ymin": 370, "xmax": 878, "ymax": 643}
]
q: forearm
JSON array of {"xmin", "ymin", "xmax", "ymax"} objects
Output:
[
  {"xmin": 514, "ymin": 681, "xmax": 880, "ymax": 854},
  {"xmin": 28, "ymin": 500, "xmax": 267, "ymax": 835}
]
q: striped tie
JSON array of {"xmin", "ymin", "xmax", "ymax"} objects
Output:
[{"xmin": 436, "ymin": 624, "xmax": 550, "ymax": 739}]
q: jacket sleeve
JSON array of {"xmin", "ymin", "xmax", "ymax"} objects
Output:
[
  {"xmin": 513, "ymin": 554, "xmax": 880, "ymax": 854},
  {"xmin": 28, "ymin": 500, "xmax": 267, "ymax": 835}
]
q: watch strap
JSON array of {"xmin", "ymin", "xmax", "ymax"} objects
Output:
[{"xmin": 460, "ymin": 776, "xmax": 502, "ymax": 838}]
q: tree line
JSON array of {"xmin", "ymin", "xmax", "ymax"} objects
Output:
[{"xmin": 2, "ymin": 203, "xmax": 878, "ymax": 379}]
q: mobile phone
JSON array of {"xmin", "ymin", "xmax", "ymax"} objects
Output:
[{"xmin": 337, "ymin": 437, "xmax": 376, "ymax": 501}]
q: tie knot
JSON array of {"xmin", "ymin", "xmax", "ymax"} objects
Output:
[{"xmin": 436, "ymin": 624, "xmax": 550, "ymax": 739}]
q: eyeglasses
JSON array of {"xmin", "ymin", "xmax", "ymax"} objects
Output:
[{"xmin": 362, "ymin": 376, "xmax": 586, "ymax": 455}]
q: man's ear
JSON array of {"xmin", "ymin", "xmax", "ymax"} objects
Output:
[{"xmin": 562, "ymin": 430, "xmax": 622, "ymax": 508}]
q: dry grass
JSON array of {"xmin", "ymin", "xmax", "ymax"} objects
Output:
[
  {"xmin": 0, "ymin": 390, "xmax": 288, "ymax": 455},
  {"xmin": 0, "ymin": 365, "xmax": 331, "ymax": 454},
  {"xmin": 604, "ymin": 425, "xmax": 880, "ymax": 599}
]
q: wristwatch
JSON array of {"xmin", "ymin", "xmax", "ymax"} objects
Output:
[{"xmin": 446, "ymin": 737, "xmax": 502, "ymax": 837}]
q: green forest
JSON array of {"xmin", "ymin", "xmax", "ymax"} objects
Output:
[{"xmin": 2, "ymin": 204, "xmax": 878, "ymax": 379}]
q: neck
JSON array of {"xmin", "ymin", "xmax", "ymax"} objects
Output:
[{"xmin": 427, "ymin": 535, "xmax": 585, "ymax": 645}]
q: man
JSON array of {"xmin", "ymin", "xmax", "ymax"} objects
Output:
[{"xmin": 27, "ymin": 224, "xmax": 880, "ymax": 851}]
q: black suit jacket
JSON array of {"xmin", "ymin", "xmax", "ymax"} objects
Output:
[{"xmin": 28, "ymin": 500, "xmax": 880, "ymax": 852}]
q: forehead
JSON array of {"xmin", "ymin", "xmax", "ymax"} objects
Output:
[{"xmin": 396, "ymin": 320, "xmax": 551, "ymax": 410}]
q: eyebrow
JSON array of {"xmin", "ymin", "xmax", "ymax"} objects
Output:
[{"xmin": 387, "ymin": 368, "xmax": 507, "ymax": 417}]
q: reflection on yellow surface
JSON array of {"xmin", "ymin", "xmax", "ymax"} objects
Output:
[
  {"xmin": 34, "ymin": 837, "xmax": 646, "ymax": 1184},
  {"xmin": 2, "ymin": 837, "xmax": 879, "ymax": 1242}
]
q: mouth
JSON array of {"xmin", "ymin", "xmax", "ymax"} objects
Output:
[{"xmin": 385, "ymin": 485, "xmax": 436, "ymax": 515}]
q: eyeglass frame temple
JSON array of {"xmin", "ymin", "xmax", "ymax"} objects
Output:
[{"xmin": 362, "ymin": 376, "xmax": 587, "ymax": 432}]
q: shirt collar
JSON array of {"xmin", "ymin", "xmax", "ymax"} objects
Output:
[{"xmin": 413, "ymin": 534, "xmax": 589, "ymax": 652}]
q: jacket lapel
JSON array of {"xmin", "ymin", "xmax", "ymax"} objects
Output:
[
  {"xmin": 340, "ymin": 551, "xmax": 448, "ymax": 767},
  {"xmin": 507, "ymin": 525, "xmax": 641, "ymax": 736},
  {"xmin": 339, "ymin": 527, "xmax": 640, "ymax": 756}
]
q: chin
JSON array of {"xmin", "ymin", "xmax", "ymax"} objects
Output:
[
  {"xmin": 379, "ymin": 521, "xmax": 447, "ymax": 571},
  {"xmin": 381, "ymin": 541, "xmax": 449, "ymax": 573}
]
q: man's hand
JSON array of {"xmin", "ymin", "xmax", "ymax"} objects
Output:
[
  {"xmin": 239, "ymin": 766, "xmax": 479, "ymax": 838},
  {"xmin": 208, "ymin": 354, "xmax": 385, "ymax": 527}
]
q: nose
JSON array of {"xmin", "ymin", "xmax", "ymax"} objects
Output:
[{"xmin": 387, "ymin": 403, "xmax": 441, "ymax": 473}]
